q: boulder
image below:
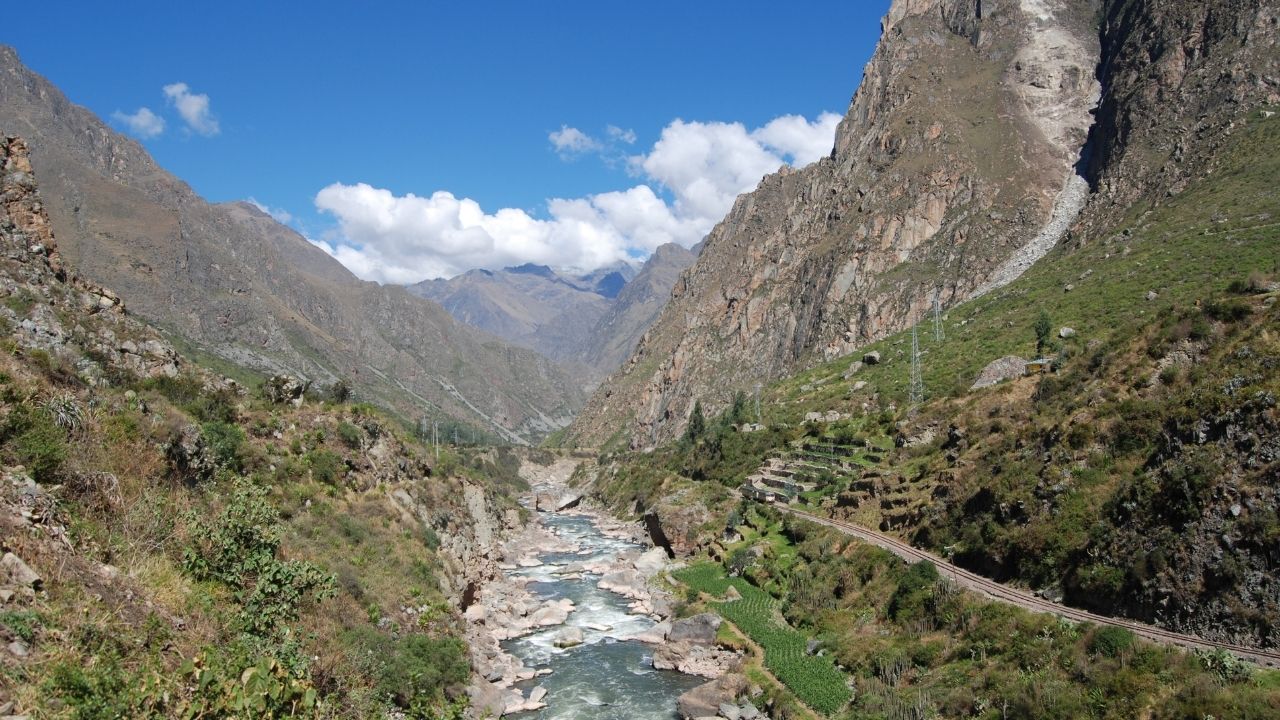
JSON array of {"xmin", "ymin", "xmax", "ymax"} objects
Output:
[
  {"xmin": 1058, "ymin": 326, "xmax": 1076, "ymax": 338},
  {"xmin": 677, "ymin": 674, "xmax": 746, "ymax": 720},
  {"xmin": 553, "ymin": 626, "xmax": 584, "ymax": 648},
  {"xmin": 668, "ymin": 613, "xmax": 721, "ymax": 645},
  {"xmin": 263, "ymin": 374, "xmax": 310, "ymax": 406},
  {"xmin": 971, "ymin": 355, "xmax": 1027, "ymax": 390},
  {"xmin": 863, "ymin": 351, "xmax": 881, "ymax": 365},
  {"xmin": 0, "ymin": 553, "xmax": 41, "ymax": 590},
  {"xmin": 555, "ymin": 493, "xmax": 583, "ymax": 511}
]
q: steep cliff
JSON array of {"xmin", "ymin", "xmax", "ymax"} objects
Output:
[
  {"xmin": 570, "ymin": 0, "xmax": 1102, "ymax": 447},
  {"xmin": 0, "ymin": 46, "xmax": 583, "ymax": 444}
]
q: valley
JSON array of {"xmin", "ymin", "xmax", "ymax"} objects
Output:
[{"xmin": 1, "ymin": 0, "xmax": 1278, "ymax": 718}]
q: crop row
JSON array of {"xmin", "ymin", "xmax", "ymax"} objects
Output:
[{"xmin": 674, "ymin": 564, "xmax": 851, "ymax": 714}]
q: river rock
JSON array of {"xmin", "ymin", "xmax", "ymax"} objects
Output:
[
  {"xmin": 653, "ymin": 642, "xmax": 740, "ymax": 678},
  {"xmin": 553, "ymin": 626, "xmax": 584, "ymax": 648},
  {"xmin": 633, "ymin": 620, "xmax": 671, "ymax": 644},
  {"xmin": 719, "ymin": 703, "xmax": 741, "ymax": 720},
  {"xmin": 677, "ymin": 674, "xmax": 746, "ymax": 720},
  {"xmin": 668, "ymin": 613, "xmax": 721, "ymax": 644},
  {"xmin": 633, "ymin": 547, "xmax": 669, "ymax": 575}
]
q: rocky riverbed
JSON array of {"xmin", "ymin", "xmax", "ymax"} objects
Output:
[{"xmin": 463, "ymin": 457, "xmax": 741, "ymax": 718}]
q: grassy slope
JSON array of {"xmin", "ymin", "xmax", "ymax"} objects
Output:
[
  {"xmin": 0, "ymin": 340, "xmax": 523, "ymax": 717},
  {"xmin": 585, "ymin": 113, "xmax": 1280, "ymax": 716}
]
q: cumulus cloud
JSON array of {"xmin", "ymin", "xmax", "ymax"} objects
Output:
[
  {"xmin": 549, "ymin": 125, "xmax": 602, "ymax": 156},
  {"xmin": 317, "ymin": 112, "xmax": 840, "ymax": 283},
  {"xmin": 111, "ymin": 107, "xmax": 166, "ymax": 138},
  {"xmin": 163, "ymin": 82, "xmax": 220, "ymax": 136}
]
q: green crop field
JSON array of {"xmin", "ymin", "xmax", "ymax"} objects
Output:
[{"xmin": 675, "ymin": 563, "xmax": 851, "ymax": 714}]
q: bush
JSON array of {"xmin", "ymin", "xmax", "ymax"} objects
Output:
[
  {"xmin": 345, "ymin": 627, "xmax": 470, "ymax": 711},
  {"xmin": 336, "ymin": 421, "xmax": 363, "ymax": 449},
  {"xmin": 202, "ymin": 420, "xmax": 246, "ymax": 471},
  {"xmin": 306, "ymin": 449, "xmax": 344, "ymax": 485},
  {"xmin": 1089, "ymin": 626, "xmax": 1135, "ymax": 658},
  {"xmin": 4, "ymin": 405, "xmax": 67, "ymax": 482},
  {"xmin": 888, "ymin": 560, "xmax": 940, "ymax": 623},
  {"xmin": 182, "ymin": 479, "xmax": 335, "ymax": 636}
]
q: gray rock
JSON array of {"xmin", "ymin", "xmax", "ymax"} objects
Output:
[
  {"xmin": 677, "ymin": 674, "xmax": 746, "ymax": 720},
  {"xmin": 718, "ymin": 703, "xmax": 741, "ymax": 720},
  {"xmin": 739, "ymin": 702, "xmax": 760, "ymax": 720},
  {"xmin": 668, "ymin": 613, "xmax": 722, "ymax": 645},
  {"xmin": 971, "ymin": 355, "xmax": 1027, "ymax": 390},
  {"xmin": 7, "ymin": 639, "xmax": 29, "ymax": 658},
  {"xmin": 1058, "ymin": 326, "xmax": 1075, "ymax": 338},
  {"xmin": 553, "ymin": 626, "xmax": 584, "ymax": 648},
  {"xmin": 863, "ymin": 351, "xmax": 881, "ymax": 365},
  {"xmin": 0, "ymin": 553, "xmax": 40, "ymax": 590}
]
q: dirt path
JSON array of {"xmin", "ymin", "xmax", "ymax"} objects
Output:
[{"xmin": 778, "ymin": 506, "xmax": 1280, "ymax": 669}]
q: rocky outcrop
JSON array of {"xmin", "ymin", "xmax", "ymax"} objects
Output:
[
  {"xmin": 570, "ymin": 0, "xmax": 1102, "ymax": 447},
  {"xmin": 677, "ymin": 673, "xmax": 747, "ymax": 720},
  {"xmin": 0, "ymin": 47, "xmax": 583, "ymax": 444},
  {"xmin": 1, "ymin": 136, "xmax": 186, "ymax": 385}
]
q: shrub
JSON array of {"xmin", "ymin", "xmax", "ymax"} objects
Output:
[
  {"xmin": 182, "ymin": 479, "xmax": 335, "ymax": 637},
  {"xmin": 202, "ymin": 420, "xmax": 246, "ymax": 471},
  {"xmin": 306, "ymin": 449, "xmax": 344, "ymax": 485},
  {"xmin": 1203, "ymin": 299, "xmax": 1251, "ymax": 323},
  {"xmin": 336, "ymin": 421, "xmax": 363, "ymax": 449},
  {"xmin": 4, "ymin": 405, "xmax": 67, "ymax": 482},
  {"xmin": 1089, "ymin": 626, "xmax": 1135, "ymax": 658},
  {"xmin": 888, "ymin": 560, "xmax": 940, "ymax": 623}
]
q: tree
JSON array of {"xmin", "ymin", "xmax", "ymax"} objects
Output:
[
  {"xmin": 684, "ymin": 400, "xmax": 706, "ymax": 444},
  {"xmin": 1034, "ymin": 310, "xmax": 1052, "ymax": 355}
]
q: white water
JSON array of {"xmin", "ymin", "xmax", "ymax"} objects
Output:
[{"xmin": 505, "ymin": 514, "xmax": 702, "ymax": 719}]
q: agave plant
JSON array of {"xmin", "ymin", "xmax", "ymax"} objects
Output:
[{"xmin": 41, "ymin": 390, "xmax": 85, "ymax": 432}]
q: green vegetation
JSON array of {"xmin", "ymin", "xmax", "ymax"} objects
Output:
[
  {"xmin": 671, "ymin": 509, "xmax": 1280, "ymax": 718},
  {"xmin": 0, "ymin": 325, "xmax": 501, "ymax": 717},
  {"xmin": 676, "ymin": 563, "xmax": 852, "ymax": 714}
]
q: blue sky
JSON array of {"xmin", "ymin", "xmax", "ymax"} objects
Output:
[{"xmin": 5, "ymin": 1, "xmax": 889, "ymax": 281}]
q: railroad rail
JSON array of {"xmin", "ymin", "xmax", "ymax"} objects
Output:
[{"xmin": 778, "ymin": 506, "xmax": 1280, "ymax": 669}]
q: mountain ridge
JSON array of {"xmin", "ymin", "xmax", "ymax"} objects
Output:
[{"xmin": 0, "ymin": 44, "xmax": 583, "ymax": 443}]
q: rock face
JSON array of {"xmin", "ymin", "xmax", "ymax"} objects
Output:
[
  {"xmin": 0, "ymin": 136, "xmax": 186, "ymax": 385},
  {"xmin": 0, "ymin": 46, "xmax": 582, "ymax": 444},
  {"xmin": 569, "ymin": 0, "xmax": 1102, "ymax": 447}
]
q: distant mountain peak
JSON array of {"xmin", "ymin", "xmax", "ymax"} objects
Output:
[{"xmin": 506, "ymin": 263, "xmax": 557, "ymax": 278}]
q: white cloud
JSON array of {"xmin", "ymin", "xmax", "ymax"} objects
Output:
[
  {"xmin": 316, "ymin": 111, "xmax": 840, "ymax": 283},
  {"xmin": 111, "ymin": 107, "xmax": 166, "ymax": 138},
  {"xmin": 247, "ymin": 197, "xmax": 294, "ymax": 224},
  {"xmin": 549, "ymin": 125, "xmax": 601, "ymax": 156},
  {"xmin": 606, "ymin": 125, "xmax": 637, "ymax": 144},
  {"xmin": 163, "ymin": 82, "xmax": 220, "ymax": 136},
  {"xmin": 752, "ymin": 112, "xmax": 842, "ymax": 166}
]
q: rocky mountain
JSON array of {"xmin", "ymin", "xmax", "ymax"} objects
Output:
[
  {"xmin": 579, "ymin": 243, "xmax": 696, "ymax": 377},
  {"xmin": 408, "ymin": 250, "xmax": 694, "ymax": 385},
  {"xmin": 570, "ymin": 0, "xmax": 1278, "ymax": 448},
  {"xmin": 0, "ymin": 45, "xmax": 583, "ymax": 444},
  {"xmin": 406, "ymin": 262, "xmax": 632, "ymax": 378}
]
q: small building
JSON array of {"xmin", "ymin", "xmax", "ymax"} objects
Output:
[
  {"xmin": 1024, "ymin": 357, "xmax": 1054, "ymax": 375},
  {"xmin": 741, "ymin": 483, "xmax": 785, "ymax": 504}
]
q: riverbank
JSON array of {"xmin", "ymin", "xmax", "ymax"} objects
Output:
[{"xmin": 463, "ymin": 455, "xmax": 742, "ymax": 717}]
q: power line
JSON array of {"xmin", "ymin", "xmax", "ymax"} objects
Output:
[
  {"xmin": 909, "ymin": 323, "xmax": 924, "ymax": 407},
  {"xmin": 933, "ymin": 292, "xmax": 945, "ymax": 342}
]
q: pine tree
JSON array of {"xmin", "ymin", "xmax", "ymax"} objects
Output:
[
  {"xmin": 1034, "ymin": 310, "xmax": 1052, "ymax": 355},
  {"xmin": 685, "ymin": 400, "xmax": 706, "ymax": 443}
]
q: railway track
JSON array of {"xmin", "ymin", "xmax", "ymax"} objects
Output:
[{"xmin": 778, "ymin": 506, "xmax": 1280, "ymax": 669}]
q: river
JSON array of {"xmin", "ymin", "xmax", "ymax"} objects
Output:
[{"xmin": 505, "ymin": 512, "xmax": 703, "ymax": 719}]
